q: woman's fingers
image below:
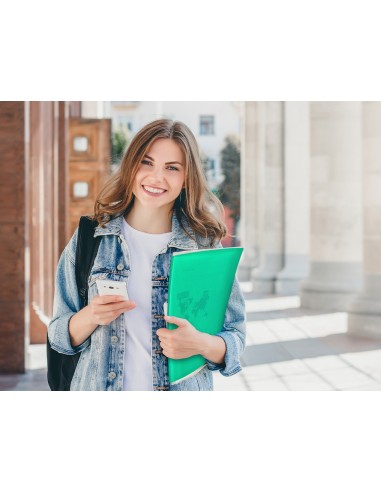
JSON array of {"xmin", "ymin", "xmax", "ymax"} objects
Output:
[
  {"xmin": 98, "ymin": 311, "xmax": 123, "ymax": 325},
  {"xmin": 93, "ymin": 295, "xmax": 128, "ymax": 305},
  {"xmin": 97, "ymin": 305, "xmax": 135, "ymax": 325},
  {"xmin": 92, "ymin": 297, "xmax": 136, "ymax": 313},
  {"xmin": 90, "ymin": 296, "xmax": 136, "ymax": 325}
]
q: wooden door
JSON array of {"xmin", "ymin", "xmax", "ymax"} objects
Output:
[{"xmin": 68, "ymin": 118, "xmax": 111, "ymax": 241}]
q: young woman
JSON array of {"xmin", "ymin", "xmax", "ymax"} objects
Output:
[{"xmin": 48, "ymin": 119, "xmax": 246, "ymax": 391}]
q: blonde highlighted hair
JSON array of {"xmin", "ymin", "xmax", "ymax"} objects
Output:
[{"xmin": 93, "ymin": 119, "xmax": 229, "ymax": 247}]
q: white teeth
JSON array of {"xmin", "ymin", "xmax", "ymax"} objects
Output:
[{"xmin": 143, "ymin": 185, "xmax": 165, "ymax": 194}]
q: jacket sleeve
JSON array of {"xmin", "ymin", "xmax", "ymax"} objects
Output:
[
  {"xmin": 204, "ymin": 241, "xmax": 247, "ymax": 377},
  {"xmin": 47, "ymin": 228, "xmax": 91, "ymax": 355}
]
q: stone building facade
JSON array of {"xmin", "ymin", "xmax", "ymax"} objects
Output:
[{"xmin": 240, "ymin": 102, "xmax": 381, "ymax": 340}]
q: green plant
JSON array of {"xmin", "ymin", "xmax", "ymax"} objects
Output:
[
  {"xmin": 111, "ymin": 128, "xmax": 128, "ymax": 165},
  {"xmin": 217, "ymin": 135, "xmax": 241, "ymax": 245}
]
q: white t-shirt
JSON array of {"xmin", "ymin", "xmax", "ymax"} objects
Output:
[{"xmin": 121, "ymin": 218, "xmax": 171, "ymax": 391}]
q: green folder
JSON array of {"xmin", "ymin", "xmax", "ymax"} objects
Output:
[{"xmin": 166, "ymin": 246, "xmax": 244, "ymax": 385}]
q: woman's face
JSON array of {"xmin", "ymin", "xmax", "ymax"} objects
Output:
[{"xmin": 132, "ymin": 138, "xmax": 186, "ymax": 211}]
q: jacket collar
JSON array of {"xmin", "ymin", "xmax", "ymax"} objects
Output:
[{"xmin": 93, "ymin": 211, "xmax": 198, "ymax": 251}]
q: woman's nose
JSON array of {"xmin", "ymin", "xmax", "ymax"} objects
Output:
[{"xmin": 152, "ymin": 166, "xmax": 164, "ymax": 180}]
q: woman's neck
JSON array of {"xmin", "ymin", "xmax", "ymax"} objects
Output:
[{"xmin": 125, "ymin": 205, "xmax": 173, "ymax": 234}]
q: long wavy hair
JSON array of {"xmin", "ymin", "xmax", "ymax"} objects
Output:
[{"xmin": 93, "ymin": 119, "xmax": 229, "ymax": 247}]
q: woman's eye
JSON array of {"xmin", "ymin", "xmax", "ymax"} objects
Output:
[{"xmin": 141, "ymin": 160, "xmax": 179, "ymax": 171}]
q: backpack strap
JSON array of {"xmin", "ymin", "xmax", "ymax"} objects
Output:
[
  {"xmin": 75, "ymin": 216, "xmax": 102, "ymax": 308},
  {"xmin": 46, "ymin": 216, "xmax": 102, "ymax": 391}
]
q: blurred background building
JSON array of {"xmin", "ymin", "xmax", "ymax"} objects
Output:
[
  {"xmin": 1, "ymin": 101, "xmax": 380, "ymax": 377},
  {"xmin": 82, "ymin": 101, "xmax": 242, "ymax": 191}
]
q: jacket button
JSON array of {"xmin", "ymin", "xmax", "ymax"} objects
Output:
[
  {"xmin": 117, "ymin": 263, "xmax": 124, "ymax": 270},
  {"xmin": 108, "ymin": 371, "xmax": 117, "ymax": 380},
  {"xmin": 111, "ymin": 336, "xmax": 118, "ymax": 343}
]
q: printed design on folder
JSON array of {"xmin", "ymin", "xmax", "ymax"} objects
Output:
[{"xmin": 177, "ymin": 290, "xmax": 210, "ymax": 319}]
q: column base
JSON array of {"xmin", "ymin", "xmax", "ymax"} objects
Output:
[
  {"xmin": 347, "ymin": 312, "xmax": 381, "ymax": 340},
  {"xmin": 275, "ymin": 278, "xmax": 302, "ymax": 295},
  {"xmin": 275, "ymin": 254, "xmax": 310, "ymax": 295},
  {"xmin": 251, "ymin": 277, "xmax": 274, "ymax": 295},
  {"xmin": 299, "ymin": 286, "xmax": 357, "ymax": 311},
  {"xmin": 251, "ymin": 270, "xmax": 275, "ymax": 295},
  {"xmin": 299, "ymin": 261, "xmax": 363, "ymax": 311},
  {"xmin": 347, "ymin": 292, "xmax": 381, "ymax": 339},
  {"xmin": 238, "ymin": 263, "xmax": 254, "ymax": 282},
  {"xmin": 251, "ymin": 255, "xmax": 283, "ymax": 295}
]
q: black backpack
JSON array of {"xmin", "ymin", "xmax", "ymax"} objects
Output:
[{"xmin": 46, "ymin": 216, "xmax": 102, "ymax": 391}]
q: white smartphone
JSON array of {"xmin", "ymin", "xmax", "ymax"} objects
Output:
[{"xmin": 95, "ymin": 279, "xmax": 129, "ymax": 300}]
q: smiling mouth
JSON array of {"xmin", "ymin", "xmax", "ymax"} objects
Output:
[{"xmin": 142, "ymin": 185, "xmax": 167, "ymax": 195}]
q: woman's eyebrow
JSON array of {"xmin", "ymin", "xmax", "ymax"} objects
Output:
[{"xmin": 144, "ymin": 154, "xmax": 184, "ymax": 166}]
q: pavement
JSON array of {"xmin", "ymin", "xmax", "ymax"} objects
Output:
[{"xmin": 1, "ymin": 282, "xmax": 381, "ymax": 391}]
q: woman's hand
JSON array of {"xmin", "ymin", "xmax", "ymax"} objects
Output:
[
  {"xmin": 89, "ymin": 295, "xmax": 136, "ymax": 326},
  {"xmin": 156, "ymin": 316, "xmax": 205, "ymax": 359},
  {"xmin": 69, "ymin": 295, "xmax": 136, "ymax": 348}
]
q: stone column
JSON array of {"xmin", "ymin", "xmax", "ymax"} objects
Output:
[
  {"xmin": 348, "ymin": 102, "xmax": 381, "ymax": 339},
  {"xmin": 238, "ymin": 101, "xmax": 263, "ymax": 280},
  {"xmin": 276, "ymin": 102, "xmax": 310, "ymax": 294},
  {"xmin": 251, "ymin": 102, "xmax": 285, "ymax": 294},
  {"xmin": 300, "ymin": 102, "xmax": 363, "ymax": 310}
]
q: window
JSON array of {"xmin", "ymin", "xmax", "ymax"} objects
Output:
[
  {"xmin": 73, "ymin": 136, "xmax": 88, "ymax": 152},
  {"xmin": 200, "ymin": 115, "xmax": 215, "ymax": 135},
  {"xmin": 73, "ymin": 181, "xmax": 89, "ymax": 198},
  {"xmin": 117, "ymin": 117, "xmax": 133, "ymax": 132}
]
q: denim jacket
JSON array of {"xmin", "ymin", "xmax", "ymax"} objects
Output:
[{"xmin": 48, "ymin": 212, "xmax": 246, "ymax": 391}]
